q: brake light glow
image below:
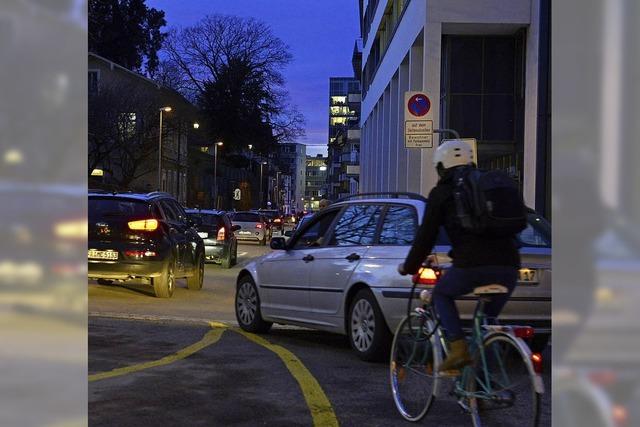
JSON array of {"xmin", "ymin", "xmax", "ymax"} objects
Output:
[
  {"xmin": 531, "ymin": 353, "xmax": 543, "ymax": 374},
  {"xmin": 255, "ymin": 223, "xmax": 263, "ymax": 229},
  {"xmin": 274, "ymin": 218, "xmax": 281, "ymax": 223},
  {"xmin": 613, "ymin": 404, "xmax": 628, "ymax": 427},
  {"xmin": 217, "ymin": 227, "xmax": 225, "ymax": 241},
  {"xmin": 513, "ymin": 326, "xmax": 535, "ymax": 339},
  {"xmin": 124, "ymin": 250, "xmax": 157, "ymax": 258},
  {"xmin": 412, "ymin": 267, "xmax": 439, "ymax": 285},
  {"xmin": 128, "ymin": 219, "xmax": 158, "ymax": 231}
]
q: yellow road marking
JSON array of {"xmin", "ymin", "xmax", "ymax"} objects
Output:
[
  {"xmin": 89, "ymin": 323, "xmax": 227, "ymax": 382},
  {"xmin": 233, "ymin": 329, "xmax": 339, "ymax": 427}
]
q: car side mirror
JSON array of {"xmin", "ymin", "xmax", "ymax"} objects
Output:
[
  {"xmin": 270, "ymin": 237, "xmax": 287, "ymax": 250},
  {"xmin": 231, "ymin": 225, "xmax": 241, "ymax": 232}
]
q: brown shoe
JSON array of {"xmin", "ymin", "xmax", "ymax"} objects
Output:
[{"xmin": 439, "ymin": 339, "xmax": 472, "ymax": 373}]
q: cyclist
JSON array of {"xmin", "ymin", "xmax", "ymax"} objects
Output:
[{"xmin": 398, "ymin": 139, "xmax": 520, "ymax": 373}]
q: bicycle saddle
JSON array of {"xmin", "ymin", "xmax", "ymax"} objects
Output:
[{"xmin": 473, "ymin": 284, "xmax": 509, "ymax": 295}]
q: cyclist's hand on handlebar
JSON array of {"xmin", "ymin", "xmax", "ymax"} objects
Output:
[{"xmin": 397, "ymin": 263, "xmax": 408, "ymax": 276}]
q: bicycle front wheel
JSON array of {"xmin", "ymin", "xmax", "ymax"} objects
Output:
[
  {"xmin": 390, "ymin": 313, "xmax": 442, "ymax": 422},
  {"xmin": 466, "ymin": 333, "xmax": 542, "ymax": 427}
]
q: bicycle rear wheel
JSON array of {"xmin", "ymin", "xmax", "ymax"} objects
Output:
[
  {"xmin": 390, "ymin": 313, "xmax": 442, "ymax": 422},
  {"xmin": 465, "ymin": 333, "xmax": 542, "ymax": 427}
]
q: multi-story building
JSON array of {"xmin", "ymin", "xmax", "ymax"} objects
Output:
[
  {"xmin": 327, "ymin": 76, "xmax": 361, "ymax": 200},
  {"xmin": 277, "ymin": 143, "xmax": 307, "ymax": 213},
  {"xmin": 359, "ymin": 0, "xmax": 551, "ymax": 217},
  {"xmin": 304, "ymin": 154, "xmax": 328, "ymax": 211},
  {"xmin": 88, "ymin": 52, "xmax": 197, "ymax": 205}
]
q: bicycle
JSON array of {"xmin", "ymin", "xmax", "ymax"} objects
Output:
[{"xmin": 390, "ymin": 261, "xmax": 545, "ymax": 426}]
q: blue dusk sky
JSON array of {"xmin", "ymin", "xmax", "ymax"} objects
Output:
[{"xmin": 147, "ymin": 0, "xmax": 361, "ymax": 157}]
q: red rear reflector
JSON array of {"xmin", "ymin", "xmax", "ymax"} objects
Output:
[
  {"xmin": 513, "ymin": 326, "xmax": 535, "ymax": 339},
  {"xmin": 256, "ymin": 223, "xmax": 263, "ymax": 229},
  {"xmin": 531, "ymin": 353, "xmax": 543, "ymax": 374},
  {"xmin": 125, "ymin": 250, "xmax": 157, "ymax": 258},
  {"xmin": 412, "ymin": 267, "xmax": 438, "ymax": 285},
  {"xmin": 128, "ymin": 219, "xmax": 158, "ymax": 231},
  {"xmin": 217, "ymin": 227, "xmax": 225, "ymax": 241}
]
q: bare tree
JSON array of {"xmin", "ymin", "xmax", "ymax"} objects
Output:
[
  {"xmin": 89, "ymin": 81, "xmax": 161, "ymax": 188},
  {"xmin": 162, "ymin": 14, "xmax": 304, "ymax": 153}
]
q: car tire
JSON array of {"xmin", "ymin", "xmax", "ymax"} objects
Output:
[
  {"xmin": 235, "ymin": 275, "xmax": 272, "ymax": 333},
  {"xmin": 153, "ymin": 258, "xmax": 175, "ymax": 298},
  {"xmin": 221, "ymin": 249, "xmax": 232, "ymax": 269},
  {"xmin": 187, "ymin": 253, "xmax": 204, "ymax": 290},
  {"xmin": 348, "ymin": 289, "xmax": 392, "ymax": 362},
  {"xmin": 231, "ymin": 245, "xmax": 238, "ymax": 266},
  {"xmin": 529, "ymin": 333, "xmax": 550, "ymax": 353}
]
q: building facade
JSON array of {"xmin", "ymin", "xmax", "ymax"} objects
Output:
[
  {"xmin": 304, "ymin": 154, "xmax": 328, "ymax": 211},
  {"xmin": 359, "ymin": 0, "xmax": 551, "ymax": 217},
  {"xmin": 327, "ymin": 77, "xmax": 361, "ymax": 200},
  {"xmin": 278, "ymin": 143, "xmax": 307, "ymax": 213},
  {"xmin": 88, "ymin": 53, "xmax": 197, "ymax": 205}
]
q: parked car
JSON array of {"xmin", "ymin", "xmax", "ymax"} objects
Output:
[
  {"xmin": 88, "ymin": 191, "xmax": 205, "ymax": 298},
  {"xmin": 235, "ymin": 193, "xmax": 551, "ymax": 360},
  {"xmin": 185, "ymin": 209, "xmax": 239, "ymax": 268},
  {"xmin": 231, "ymin": 211, "xmax": 271, "ymax": 245}
]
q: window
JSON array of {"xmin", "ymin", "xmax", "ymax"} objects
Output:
[
  {"xmin": 88, "ymin": 70, "xmax": 99, "ymax": 93},
  {"xmin": 89, "ymin": 198, "xmax": 149, "ymax": 219},
  {"xmin": 118, "ymin": 113, "xmax": 136, "ymax": 137},
  {"xmin": 232, "ymin": 212, "xmax": 261, "ymax": 222},
  {"xmin": 200, "ymin": 147, "xmax": 209, "ymax": 153},
  {"xmin": 330, "ymin": 205, "xmax": 382, "ymax": 246},
  {"xmin": 159, "ymin": 200, "xmax": 179, "ymax": 221},
  {"xmin": 291, "ymin": 210, "xmax": 340, "ymax": 249},
  {"xmin": 517, "ymin": 214, "xmax": 551, "ymax": 248},
  {"xmin": 170, "ymin": 200, "xmax": 188, "ymax": 223},
  {"xmin": 379, "ymin": 206, "xmax": 418, "ymax": 245}
]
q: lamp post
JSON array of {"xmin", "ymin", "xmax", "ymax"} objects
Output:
[
  {"xmin": 259, "ymin": 161, "xmax": 267, "ymax": 209},
  {"xmin": 157, "ymin": 106, "xmax": 172, "ymax": 190},
  {"xmin": 213, "ymin": 141, "xmax": 223, "ymax": 209}
]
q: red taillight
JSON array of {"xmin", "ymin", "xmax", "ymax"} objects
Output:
[
  {"xmin": 412, "ymin": 267, "xmax": 439, "ymax": 285},
  {"xmin": 274, "ymin": 218, "xmax": 281, "ymax": 223},
  {"xmin": 531, "ymin": 353, "xmax": 543, "ymax": 374},
  {"xmin": 217, "ymin": 227, "xmax": 225, "ymax": 241},
  {"xmin": 124, "ymin": 250, "xmax": 157, "ymax": 259},
  {"xmin": 128, "ymin": 219, "xmax": 158, "ymax": 231},
  {"xmin": 513, "ymin": 326, "xmax": 535, "ymax": 339},
  {"xmin": 255, "ymin": 223, "xmax": 263, "ymax": 229}
]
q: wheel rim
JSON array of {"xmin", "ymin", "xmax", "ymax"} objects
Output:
[
  {"xmin": 237, "ymin": 282, "xmax": 257, "ymax": 325},
  {"xmin": 351, "ymin": 299, "xmax": 375, "ymax": 352},
  {"xmin": 167, "ymin": 264, "xmax": 175, "ymax": 295}
]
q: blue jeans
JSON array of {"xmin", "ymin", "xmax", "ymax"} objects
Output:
[{"xmin": 432, "ymin": 266, "xmax": 518, "ymax": 341}]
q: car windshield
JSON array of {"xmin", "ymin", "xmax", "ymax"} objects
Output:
[
  {"xmin": 89, "ymin": 197, "xmax": 150, "ymax": 219},
  {"xmin": 187, "ymin": 213, "xmax": 224, "ymax": 228},
  {"xmin": 233, "ymin": 212, "xmax": 260, "ymax": 222}
]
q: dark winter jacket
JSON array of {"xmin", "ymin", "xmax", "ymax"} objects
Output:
[{"xmin": 403, "ymin": 167, "xmax": 521, "ymax": 273}]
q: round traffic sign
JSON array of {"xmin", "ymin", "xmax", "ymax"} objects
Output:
[{"xmin": 407, "ymin": 94, "xmax": 431, "ymax": 117}]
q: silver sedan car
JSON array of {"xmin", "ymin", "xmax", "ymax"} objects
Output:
[{"xmin": 235, "ymin": 194, "xmax": 551, "ymax": 361}]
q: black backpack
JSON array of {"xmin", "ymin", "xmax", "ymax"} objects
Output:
[{"xmin": 452, "ymin": 166, "xmax": 527, "ymax": 237}]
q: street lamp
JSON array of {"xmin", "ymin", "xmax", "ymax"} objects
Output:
[
  {"xmin": 193, "ymin": 122, "xmax": 200, "ymax": 129},
  {"xmin": 157, "ymin": 106, "xmax": 172, "ymax": 190},
  {"xmin": 213, "ymin": 141, "xmax": 223, "ymax": 209},
  {"xmin": 259, "ymin": 161, "xmax": 267, "ymax": 209}
]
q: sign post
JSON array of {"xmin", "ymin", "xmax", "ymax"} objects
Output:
[{"xmin": 404, "ymin": 91, "xmax": 434, "ymax": 148}]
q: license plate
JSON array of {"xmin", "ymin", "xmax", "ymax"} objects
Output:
[
  {"xmin": 518, "ymin": 268, "xmax": 539, "ymax": 284},
  {"xmin": 88, "ymin": 249, "xmax": 118, "ymax": 260},
  {"xmin": 239, "ymin": 231, "xmax": 251, "ymax": 235}
]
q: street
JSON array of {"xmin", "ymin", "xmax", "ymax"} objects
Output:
[{"xmin": 89, "ymin": 242, "xmax": 551, "ymax": 426}]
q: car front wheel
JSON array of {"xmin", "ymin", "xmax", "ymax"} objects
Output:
[
  {"xmin": 187, "ymin": 253, "xmax": 204, "ymax": 290},
  {"xmin": 235, "ymin": 275, "xmax": 272, "ymax": 333},
  {"xmin": 348, "ymin": 289, "xmax": 392, "ymax": 361},
  {"xmin": 153, "ymin": 258, "xmax": 175, "ymax": 298}
]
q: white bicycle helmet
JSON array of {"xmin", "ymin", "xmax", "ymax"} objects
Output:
[{"xmin": 432, "ymin": 139, "xmax": 474, "ymax": 169}]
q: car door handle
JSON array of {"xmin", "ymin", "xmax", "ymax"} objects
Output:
[
  {"xmin": 345, "ymin": 253, "xmax": 361, "ymax": 262},
  {"xmin": 302, "ymin": 254, "xmax": 314, "ymax": 262}
]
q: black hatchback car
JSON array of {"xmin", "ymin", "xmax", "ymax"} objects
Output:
[
  {"xmin": 88, "ymin": 191, "xmax": 205, "ymax": 298},
  {"xmin": 185, "ymin": 209, "xmax": 239, "ymax": 268}
]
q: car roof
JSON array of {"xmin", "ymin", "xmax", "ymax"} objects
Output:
[
  {"xmin": 185, "ymin": 209, "xmax": 224, "ymax": 215},
  {"xmin": 88, "ymin": 190, "xmax": 174, "ymax": 202}
]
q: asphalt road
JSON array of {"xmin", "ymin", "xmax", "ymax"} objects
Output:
[{"xmin": 89, "ymin": 242, "xmax": 552, "ymax": 426}]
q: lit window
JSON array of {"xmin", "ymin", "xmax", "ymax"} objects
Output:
[
  {"xmin": 200, "ymin": 147, "xmax": 209, "ymax": 153},
  {"xmin": 331, "ymin": 96, "xmax": 347, "ymax": 105}
]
